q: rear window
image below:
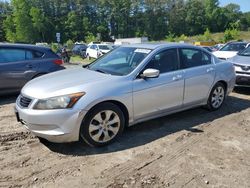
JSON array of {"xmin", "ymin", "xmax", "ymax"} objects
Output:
[
  {"xmin": 0, "ymin": 48, "xmax": 45, "ymax": 63},
  {"xmin": 0, "ymin": 49, "xmax": 26, "ymax": 63}
]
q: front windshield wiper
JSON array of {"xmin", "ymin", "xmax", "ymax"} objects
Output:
[
  {"xmin": 94, "ymin": 69, "xmax": 109, "ymax": 74},
  {"xmin": 82, "ymin": 64, "xmax": 90, "ymax": 69}
]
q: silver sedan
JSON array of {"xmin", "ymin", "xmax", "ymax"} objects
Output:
[{"xmin": 15, "ymin": 43, "xmax": 236, "ymax": 146}]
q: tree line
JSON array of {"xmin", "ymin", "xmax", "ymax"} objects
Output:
[{"xmin": 0, "ymin": 0, "xmax": 250, "ymax": 44}]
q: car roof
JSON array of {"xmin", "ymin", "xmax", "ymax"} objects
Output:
[
  {"xmin": 0, "ymin": 43, "xmax": 51, "ymax": 51},
  {"xmin": 227, "ymin": 41, "xmax": 249, "ymax": 45},
  {"xmin": 121, "ymin": 42, "xmax": 198, "ymax": 50}
]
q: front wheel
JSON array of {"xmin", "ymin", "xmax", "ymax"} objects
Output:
[
  {"xmin": 80, "ymin": 102, "xmax": 125, "ymax": 147},
  {"xmin": 206, "ymin": 82, "xmax": 226, "ymax": 111}
]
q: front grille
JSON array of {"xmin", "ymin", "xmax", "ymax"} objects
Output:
[
  {"xmin": 19, "ymin": 95, "xmax": 32, "ymax": 108},
  {"xmin": 219, "ymin": 58, "xmax": 227, "ymax": 60},
  {"xmin": 236, "ymin": 71, "xmax": 250, "ymax": 75}
]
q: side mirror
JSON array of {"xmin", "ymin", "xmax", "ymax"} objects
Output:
[{"xmin": 140, "ymin": 68, "xmax": 160, "ymax": 79}]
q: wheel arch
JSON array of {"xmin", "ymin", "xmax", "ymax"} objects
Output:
[
  {"xmin": 217, "ymin": 80, "xmax": 228, "ymax": 93},
  {"xmin": 84, "ymin": 100, "xmax": 129, "ymax": 127}
]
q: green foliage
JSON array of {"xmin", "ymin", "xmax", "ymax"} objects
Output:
[
  {"xmin": 51, "ymin": 43, "xmax": 60, "ymax": 52},
  {"xmin": 3, "ymin": 16, "xmax": 16, "ymax": 42},
  {"xmin": 203, "ymin": 28, "xmax": 212, "ymax": 41},
  {"xmin": 176, "ymin": 34, "xmax": 188, "ymax": 42},
  {"xmin": 165, "ymin": 32, "xmax": 176, "ymax": 42},
  {"xmin": 65, "ymin": 39, "xmax": 74, "ymax": 50},
  {"xmin": 1, "ymin": 0, "xmax": 250, "ymax": 43},
  {"xmin": 85, "ymin": 33, "xmax": 97, "ymax": 44},
  {"xmin": 223, "ymin": 21, "xmax": 240, "ymax": 42}
]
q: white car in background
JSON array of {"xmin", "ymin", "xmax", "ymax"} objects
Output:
[
  {"xmin": 213, "ymin": 42, "xmax": 249, "ymax": 60},
  {"xmin": 86, "ymin": 44, "xmax": 112, "ymax": 59}
]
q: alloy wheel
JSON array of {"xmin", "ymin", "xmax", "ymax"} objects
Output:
[
  {"xmin": 211, "ymin": 86, "xmax": 225, "ymax": 109},
  {"xmin": 88, "ymin": 110, "xmax": 120, "ymax": 143}
]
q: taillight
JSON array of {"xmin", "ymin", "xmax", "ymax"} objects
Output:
[{"xmin": 53, "ymin": 59, "xmax": 63, "ymax": 65}]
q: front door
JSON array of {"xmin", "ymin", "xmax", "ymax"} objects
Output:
[{"xmin": 133, "ymin": 48, "xmax": 184, "ymax": 120}]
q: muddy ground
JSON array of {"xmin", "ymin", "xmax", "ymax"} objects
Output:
[{"xmin": 0, "ymin": 87, "xmax": 249, "ymax": 188}]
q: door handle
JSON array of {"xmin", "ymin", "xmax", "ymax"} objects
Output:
[
  {"xmin": 172, "ymin": 75, "xmax": 183, "ymax": 81},
  {"xmin": 26, "ymin": 64, "xmax": 33, "ymax": 69},
  {"xmin": 206, "ymin": 68, "xmax": 214, "ymax": 73}
]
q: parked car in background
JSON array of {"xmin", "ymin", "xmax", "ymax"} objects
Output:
[
  {"xmin": 86, "ymin": 44, "xmax": 112, "ymax": 59},
  {"xmin": 213, "ymin": 42, "xmax": 249, "ymax": 60},
  {"xmin": 0, "ymin": 43, "xmax": 65, "ymax": 95},
  {"xmin": 72, "ymin": 44, "xmax": 88, "ymax": 58},
  {"xmin": 201, "ymin": 46, "xmax": 215, "ymax": 52},
  {"xmin": 15, "ymin": 43, "xmax": 235, "ymax": 146},
  {"xmin": 212, "ymin": 43, "xmax": 224, "ymax": 51},
  {"xmin": 229, "ymin": 46, "xmax": 250, "ymax": 87}
]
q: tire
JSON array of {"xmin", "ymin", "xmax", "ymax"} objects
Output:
[
  {"xmin": 80, "ymin": 102, "xmax": 125, "ymax": 147},
  {"xmin": 206, "ymin": 82, "xmax": 226, "ymax": 111}
]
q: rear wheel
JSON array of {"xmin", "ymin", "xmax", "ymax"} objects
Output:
[
  {"xmin": 80, "ymin": 102, "xmax": 125, "ymax": 147},
  {"xmin": 206, "ymin": 82, "xmax": 226, "ymax": 111}
]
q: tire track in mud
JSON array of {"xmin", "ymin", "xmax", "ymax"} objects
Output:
[
  {"xmin": 0, "ymin": 131, "xmax": 35, "ymax": 144},
  {"xmin": 105, "ymin": 118, "xmax": 230, "ymax": 187}
]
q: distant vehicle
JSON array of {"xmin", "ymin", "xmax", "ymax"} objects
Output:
[
  {"xmin": 15, "ymin": 43, "xmax": 235, "ymax": 146},
  {"xmin": 86, "ymin": 44, "xmax": 112, "ymax": 59},
  {"xmin": 201, "ymin": 46, "xmax": 215, "ymax": 52},
  {"xmin": 212, "ymin": 44, "xmax": 224, "ymax": 51},
  {"xmin": 72, "ymin": 44, "xmax": 88, "ymax": 58},
  {"xmin": 213, "ymin": 42, "xmax": 249, "ymax": 60},
  {"xmin": 229, "ymin": 46, "xmax": 250, "ymax": 87},
  {"xmin": 0, "ymin": 43, "xmax": 65, "ymax": 95}
]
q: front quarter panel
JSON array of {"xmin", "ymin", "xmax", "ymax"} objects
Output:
[
  {"xmin": 214, "ymin": 61, "xmax": 236, "ymax": 95},
  {"xmin": 73, "ymin": 77, "xmax": 134, "ymax": 123}
]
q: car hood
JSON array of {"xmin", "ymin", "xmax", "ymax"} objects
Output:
[
  {"xmin": 213, "ymin": 51, "xmax": 238, "ymax": 59},
  {"xmin": 100, "ymin": 49, "xmax": 110, "ymax": 53},
  {"xmin": 22, "ymin": 68, "xmax": 111, "ymax": 99},
  {"xmin": 229, "ymin": 55, "xmax": 250, "ymax": 66}
]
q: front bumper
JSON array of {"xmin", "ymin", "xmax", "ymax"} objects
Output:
[
  {"xmin": 235, "ymin": 74, "xmax": 250, "ymax": 87},
  {"xmin": 15, "ymin": 99, "xmax": 87, "ymax": 143}
]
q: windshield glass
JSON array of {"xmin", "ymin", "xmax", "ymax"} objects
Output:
[
  {"xmin": 88, "ymin": 47, "xmax": 151, "ymax": 76},
  {"xmin": 99, "ymin": 45, "xmax": 110, "ymax": 50},
  {"xmin": 220, "ymin": 43, "xmax": 246, "ymax": 52},
  {"xmin": 238, "ymin": 46, "xmax": 250, "ymax": 56}
]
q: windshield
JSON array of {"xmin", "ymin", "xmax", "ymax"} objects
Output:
[
  {"xmin": 220, "ymin": 43, "xmax": 246, "ymax": 52},
  {"xmin": 238, "ymin": 46, "xmax": 250, "ymax": 56},
  {"xmin": 99, "ymin": 45, "xmax": 110, "ymax": 50},
  {"xmin": 88, "ymin": 47, "xmax": 151, "ymax": 76}
]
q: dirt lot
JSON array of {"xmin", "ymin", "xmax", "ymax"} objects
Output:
[{"xmin": 0, "ymin": 88, "xmax": 249, "ymax": 188}]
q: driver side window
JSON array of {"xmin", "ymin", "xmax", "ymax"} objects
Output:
[{"xmin": 144, "ymin": 48, "xmax": 179, "ymax": 73}]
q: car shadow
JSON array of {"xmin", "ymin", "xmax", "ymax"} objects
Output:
[
  {"xmin": 0, "ymin": 94, "xmax": 18, "ymax": 106},
  {"xmin": 42, "ymin": 95, "xmax": 250, "ymax": 156},
  {"xmin": 234, "ymin": 87, "xmax": 250, "ymax": 95}
]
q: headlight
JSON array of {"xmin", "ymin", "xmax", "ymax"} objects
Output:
[
  {"xmin": 233, "ymin": 64, "xmax": 241, "ymax": 72},
  {"xmin": 34, "ymin": 92, "xmax": 85, "ymax": 110}
]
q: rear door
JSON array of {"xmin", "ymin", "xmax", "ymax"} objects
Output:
[
  {"xmin": 0, "ymin": 47, "xmax": 37, "ymax": 92},
  {"xmin": 179, "ymin": 48, "xmax": 215, "ymax": 105}
]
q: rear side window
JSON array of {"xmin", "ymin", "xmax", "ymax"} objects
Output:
[
  {"xmin": 0, "ymin": 48, "xmax": 45, "ymax": 63},
  {"xmin": 0, "ymin": 49, "xmax": 26, "ymax": 63},
  {"xmin": 145, "ymin": 48, "xmax": 179, "ymax": 73},
  {"xmin": 179, "ymin": 48, "xmax": 211, "ymax": 69}
]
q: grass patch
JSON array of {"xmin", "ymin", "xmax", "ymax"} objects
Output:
[{"xmin": 70, "ymin": 55, "xmax": 93, "ymax": 65}]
